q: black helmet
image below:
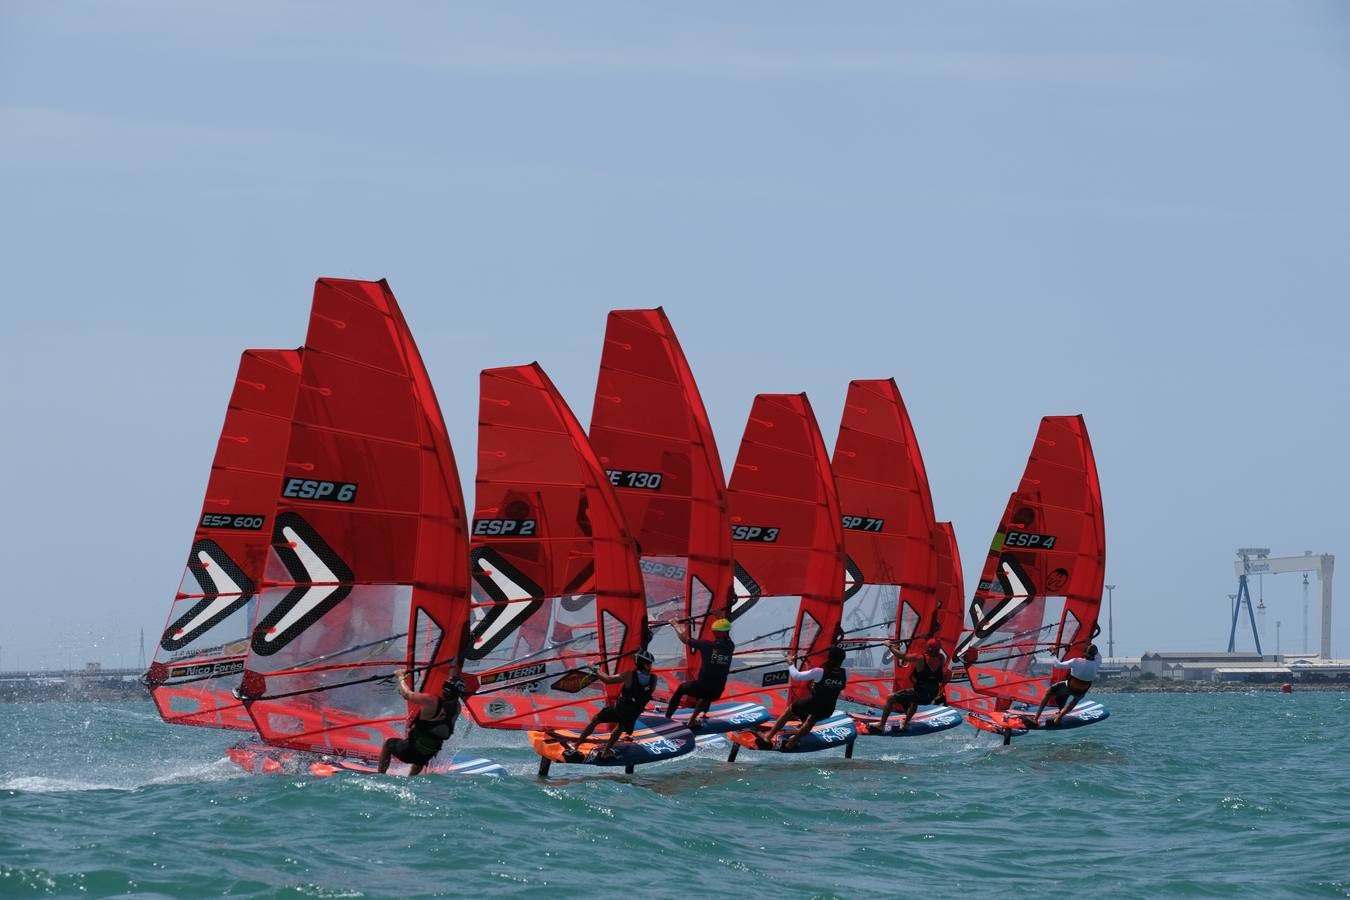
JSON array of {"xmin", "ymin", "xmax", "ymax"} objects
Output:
[
  {"xmin": 442, "ymin": 677, "xmax": 467, "ymax": 697},
  {"xmin": 826, "ymin": 645, "xmax": 846, "ymax": 666}
]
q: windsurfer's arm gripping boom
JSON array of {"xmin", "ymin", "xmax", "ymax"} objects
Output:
[
  {"xmin": 397, "ymin": 670, "xmax": 443, "ymax": 717},
  {"xmin": 784, "ymin": 656, "xmax": 824, "ymax": 684}
]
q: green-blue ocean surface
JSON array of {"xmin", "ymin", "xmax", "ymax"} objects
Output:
[{"xmin": 2, "ymin": 693, "xmax": 1347, "ymax": 898}]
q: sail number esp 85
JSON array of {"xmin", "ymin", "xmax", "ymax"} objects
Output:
[{"xmin": 605, "ymin": 469, "xmax": 663, "ymax": 490}]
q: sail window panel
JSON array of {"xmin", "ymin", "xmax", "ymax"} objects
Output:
[
  {"xmin": 411, "ymin": 609, "xmax": 445, "ymax": 692},
  {"xmin": 247, "ymin": 584, "xmax": 410, "ymax": 675},
  {"xmin": 795, "ymin": 610, "xmax": 822, "ymax": 658},
  {"xmin": 899, "ymin": 600, "xmax": 921, "ymax": 642},
  {"xmin": 600, "ymin": 609, "xmax": 627, "ymax": 672}
]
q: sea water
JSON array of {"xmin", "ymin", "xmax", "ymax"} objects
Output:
[{"xmin": 1, "ymin": 693, "xmax": 1347, "ymax": 898}]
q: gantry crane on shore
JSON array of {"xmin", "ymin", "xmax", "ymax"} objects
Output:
[{"xmin": 1229, "ymin": 548, "xmax": 1335, "ymax": 657}]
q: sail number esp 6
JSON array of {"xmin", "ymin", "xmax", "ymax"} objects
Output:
[{"xmin": 281, "ymin": 478, "xmax": 358, "ymax": 504}]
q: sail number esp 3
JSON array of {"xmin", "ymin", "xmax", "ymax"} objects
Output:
[
  {"xmin": 732, "ymin": 525, "xmax": 780, "ymax": 542},
  {"xmin": 841, "ymin": 515, "xmax": 885, "ymax": 532},
  {"xmin": 605, "ymin": 469, "xmax": 663, "ymax": 490},
  {"xmin": 281, "ymin": 478, "xmax": 358, "ymax": 503}
]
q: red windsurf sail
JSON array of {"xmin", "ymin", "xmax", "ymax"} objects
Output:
[
  {"xmin": 146, "ymin": 348, "xmax": 303, "ymax": 730},
  {"xmin": 588, "ymin": 308, "xmax": 733, "ymax": 695},
  {"xmin": 720, "ymin": 394, "xmax": 845, "ymax": 716},
  {"xmin": 240, "ymin": 279, "xmax": 471, "ymax": 760},
  {"xmin": 462, "ymin": 363, "xmax": 647, "ymax": 731},
  {"xmin": 831, "ymin": 379, "xmax": 941, "ymax": 710},
  {"xmin": 954, "ymin": 416, "xmax": 1106, "ymax": 706},
  {"xmin": 933, "ymin": 522, "xmax": 965, "ymax": 658}
]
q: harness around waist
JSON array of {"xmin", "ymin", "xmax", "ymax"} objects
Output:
[{"xmin": 1066, "ymin": 675, "xmax": 1093, "ymax": 693}]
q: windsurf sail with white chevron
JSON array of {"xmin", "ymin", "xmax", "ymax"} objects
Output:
[
  {"xmin": 145, "ymin": 348, "xmax": 303, "ymax": 730},
  {"xmin": 830, "ymin": 379, "xmax": 942, "ymax": 711},
  {"xmin": 462, "ymin": 363, "xmax": 652, "ymax": 733},
  {"xmin": 588, "ymin": 308, "xmax": 734, "ymax": 698},
  {"xmin": 238, "ymin": 279, "xmax": 473, "ymax": 761},
  {"xmin": 719, "ymin": 393, "xmax": 846, "ymax": 716},
  {"xmin": 951, "ymin": 416, "xmax": 1106, "ymax": 708}
]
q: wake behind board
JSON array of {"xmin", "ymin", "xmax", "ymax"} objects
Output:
[
  {"xmin": 852, "ymin": 705, "xmax": 964, "ymax": 737},
  {"xmin": 530, "ymin": 715, "xmax": 695, "ymax": 773},
  {"xmin": 225, "ymin": 741, "xmax": 506, "ymax": 777},
  {"xmin": 667, "ymin": 700, "xmax": 772, "ymax": 734},
  {"xmin": 727, "ymin": 712, "xmax": 858, "ymax": 757}
]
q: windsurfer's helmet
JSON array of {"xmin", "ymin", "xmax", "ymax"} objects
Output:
[
  {"xmin": 826, "ymin": 645, "xmax": 847, "ymax": 666},
  {"xmin": 442, "ymin": 677, "xmax": 467, "ymax": 698},
  {"xmin": 712, "ymin": 618, "xmax": 732, "ymax": 633},
  {"xmin": 925, "ymin": 638, "xmax": 943, "ymax": 654},
  {"xmin": 635, "ymin": 649, "xmax": 655, "ymax": 668}
]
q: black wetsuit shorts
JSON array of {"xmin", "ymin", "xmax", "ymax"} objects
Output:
[{"xmin": 385, "ymin": 737, "xmax": 435, "ymax": 767}]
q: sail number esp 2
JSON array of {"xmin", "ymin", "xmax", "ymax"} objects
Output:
[
  {"xmin": 606, "ymin": 469, "xmax": 663, "ymax": 490},
  {"xmin": 473, "ymin": 518, "xmax": 538, "ymax": 537},
  {"xmin": 281, "ymin": 478, "xmax": 358, "ymax": 504}
]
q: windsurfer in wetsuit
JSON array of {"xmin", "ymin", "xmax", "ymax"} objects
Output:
[
  {"xmin": 866, "ymin": 637, "xmax": 948, "ymax": 734},
  {"xmin": 377, "ymin": 665, "xmax": 465, "ymax": 776},
  {"xmin": 664, "ymin": 618, "xmax": 735, "ymax": 728},
  {"xmin": 563, "ymin": 649, "xmax": 658, "ymax": 762},
  {"xmin": 1029, "ymin": 643, "xmax": 1101, "ymax": 726},
  {"xmin": 757, "ymin": 645, "xmax": 848, "ymax": 752}
]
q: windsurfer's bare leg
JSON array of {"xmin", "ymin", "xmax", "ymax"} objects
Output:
[
  {"xmin": 377, "ymin": 738, "xmax": 397, "ymax": 774},
  {"xmin": 1053, "ymin": 694, "xmax": 1083, "ymax": 725},
  {"xmin": 760, "ymin": 707, "xmax": 794, "ymax": 746},
  {"xmin": 872, "ymin": 695, "xmax": 898, "ymax": 733},
  {"xmin": 690, "ymin": 697, "xmax": 713, "ymax": 727},
  {"xmin": 1033, "ymin": 688, "xmax": 1054, "ymax": 721},
  {"xmin": 897, "ymin": 701, "xmax": 919, "ymax": 732},
  {"xmin": 783, "ymin": 714, "xmax": 817, "ymax": 751},
  {"xmin": 573, "ymin": 719, "xmax": 601, "ymax": 746},
  {"xmin": 598, "ymin": 726, "xmax": 625, "ymax": 758}
]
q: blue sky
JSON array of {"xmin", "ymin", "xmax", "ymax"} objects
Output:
[{"xmin": 3, "ymin": 2, "xmax": 1348, "ymax": 668}]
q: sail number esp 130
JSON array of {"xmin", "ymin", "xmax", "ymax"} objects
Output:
[{"xmin": 606, "ymin": 469, "xmax": 663, "ymax": 490}]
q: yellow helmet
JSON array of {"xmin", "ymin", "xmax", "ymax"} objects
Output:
[{"xmin": 712, "ymin": 618, "xmax": 732, "ymax": 632}]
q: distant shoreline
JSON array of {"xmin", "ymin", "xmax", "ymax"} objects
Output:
[{"xmin": 1095, "ymin": 679, "xmax": 1348, "ymax": 693}]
